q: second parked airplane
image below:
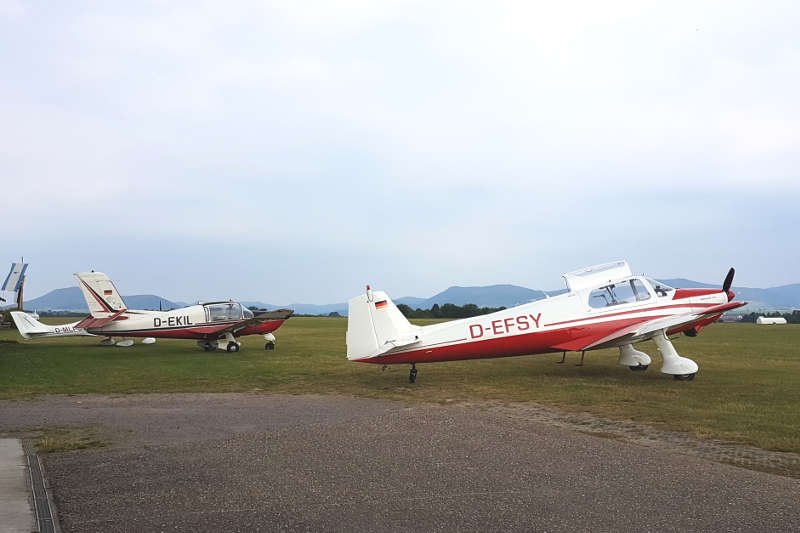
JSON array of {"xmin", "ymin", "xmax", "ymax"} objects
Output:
[{"xmin": 73, "ymin": 271, "xmax": 292, "ymax": 351}]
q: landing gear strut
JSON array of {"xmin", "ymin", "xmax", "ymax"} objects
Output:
[
  {"xmin": 264, "ymin": 333, "xmax": 276, "ymax": 351},
  {"xmin": 556, "ymin": 351, "xmax": 566, "ymax": 364},
  {"xmin": 218, "ymin": 332, "xmax": 241, "ymax": 353},
  {"xmin": 576, "ymin": 351, "xmax": 585, "ymax": 366},
  {"xmin": 653, "ymin": 330, "xmax": 698, "ymax": 381},
  {"xmin": 409, "ymin": 364, "xmax": 418, "ymax": 384},
  {"xmin": 619, "ymin": 344, "xmax": 651, "ymax": 371}
]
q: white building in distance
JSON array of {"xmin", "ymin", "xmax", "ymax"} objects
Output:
[{"xmin": 756, "ymin": 316, "xmax": 788, "ymax": 325}]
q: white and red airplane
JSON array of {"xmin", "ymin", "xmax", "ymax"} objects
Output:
[
  {"xmin": 346, "ymin": 261, "xmax": 746, "ymax": 382},
  {"xmin": 10, "ymin": 311, "xmax": 96, "ymax": 340},
  {"xmin": 71, "ymin": 271, "xmax": 292, "ymax": 351}
]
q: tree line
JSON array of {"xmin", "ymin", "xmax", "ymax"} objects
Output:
[
  {"xmin": 396, "ymin": 302, "xmax": 506, "ymax": 319},
  {"xmin": 739, "ymin": 311, "xmax": 800, "ymax": 324}
]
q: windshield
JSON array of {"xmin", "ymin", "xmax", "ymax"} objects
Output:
[
  {"xmin": 645, "ymin": 278, "xmax": 674, "ymax": 298},
  {"xmin": 589, "ymin": 278, "xmax": 651, "ymax": 308},
  {"xmin": 205, "ymin": 302, "xmax": 243, "ymax": 321}
]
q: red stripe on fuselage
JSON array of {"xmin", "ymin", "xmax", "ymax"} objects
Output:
[
  {"xmin": 359, "ymin": 315, "xmax": 655, "ymax": 365},
  {"xmin": 88, "ymin": 319, "xmax": 287, "ymax": 340},
  {"xmin": 673, "ymin": 289, "xmax": 720, "ymax": 300}
]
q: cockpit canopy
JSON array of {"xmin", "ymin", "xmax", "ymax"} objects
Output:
[
  {"xmin": 645, "ymin": 278, "xmax": 675, "ymax": 298},
  {"xmin": 204, "ymin": 301, "xmax": 253, "ymax": 322},
  {"xmin": 587, "ymin": 277, "xmax": 674, "ymax": 308}
]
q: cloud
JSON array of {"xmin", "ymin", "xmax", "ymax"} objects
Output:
[{"xmin": 2, "ymin": 1, "xmax": 799, "ymax": 301}]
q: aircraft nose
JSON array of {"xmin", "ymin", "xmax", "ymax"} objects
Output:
[{"xmin": 727, "ymin": 290, "xmax": 735, "ymax": 301}]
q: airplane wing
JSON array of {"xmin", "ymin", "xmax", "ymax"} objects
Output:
[
  {"xmin": 554, "ymin": 301, "xmax": 747, "ymax": 352},
  {"xmin": 204, "ymin": 309, "xmax": 294, "ymax": 338}
]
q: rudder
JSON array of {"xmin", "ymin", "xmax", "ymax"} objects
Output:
[
  {"xmin": 74, "ymin": 272, "xmax": 127, "ymax": 316},
  {"xmin": 346, "ymin": 287, "xmax": 421, "ymax": 360}
]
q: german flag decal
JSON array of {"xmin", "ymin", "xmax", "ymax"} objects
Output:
[
  {"xmin": 375, "ymin": 300, "xmax": 387, "ymax": 309},
  {"xmin": 104, "ymin": 289, "xmax": 113, "ymax": 295}
]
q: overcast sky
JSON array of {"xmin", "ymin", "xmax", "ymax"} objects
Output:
[{"xmin": 2, "ymin": 1, "xmax": 798, "ymax": 304}]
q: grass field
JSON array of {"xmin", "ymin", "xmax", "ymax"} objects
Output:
[{"xmin": 1, "ymin": 317, "xmax": 799, "ymax": 453}]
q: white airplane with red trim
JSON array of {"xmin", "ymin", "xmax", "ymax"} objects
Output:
[
  {"xmin": 10, "ymin": 311, "xmax": 96, "ymax": 340},
  {"xmin": 73, "ymin": 272, "xmax": 292, "ymax": 351},
  {"xmin": 346, "ymin": 261, "xmax": 746, "ymax": 382}
]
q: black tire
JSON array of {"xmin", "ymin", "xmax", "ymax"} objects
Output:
[
  {"xmin": 629, "ymin": 364, "xmax": 649, "ymax": 372},
  {"xmin": 409, "ymin": 368, "xmax": 418, "ymax": 383},
  {"xmin": 265, "ymin": 342, "xmax": 275, "ymax": 350},
  {"xmin": 226, "ymin": 341, "xmax": 239, "ymax": 353},
  {"xmin": 673, "ymin": 373, "xmax": 696, "ymax": 381}
]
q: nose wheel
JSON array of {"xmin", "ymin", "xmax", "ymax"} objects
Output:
[
  {"xmin": 265, "ymin": 341, "xmax": 275, "ymax": 350},
  {"xmin": 226, "ymin": 341, "xmax": 240, "ymax": 353},
  {"xmin": 409, "ymin": 364, "xmax": 418, "ymax": 383}
]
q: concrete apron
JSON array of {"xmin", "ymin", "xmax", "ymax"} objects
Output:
[{"xmin": 0, "ymin": 439, "xmax": 34, "ymax": 533}]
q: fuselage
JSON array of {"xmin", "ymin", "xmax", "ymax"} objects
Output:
[
  {"xmin": 357, "ymin": 279, "xmax": 731, "ymax": 365},
  {"xmin": 84, "ymin": 302, "xmax": 285, "ymax": 339}
]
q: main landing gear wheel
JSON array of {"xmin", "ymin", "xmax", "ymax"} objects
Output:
[
  {"xmin": 203, "ymin": 343, "xmax": 214, "ymax": 352},
  {"xmin": 226, "ymin": 341, "xmax": 240, "ymax": 353},
  {"xmin": 409, "ymin": 364, "xmax": 418, "ymax": 384},
  {"xmin": 629, "ymin": 364, "xmax": 649, "ymax": 371},
  {"xmin": 265, "ymin": 341, "xmax": 275, "ymax": 350},
  {"xmin": 674, "ymin": 373, "xmax": 696, "ymax": 381}
]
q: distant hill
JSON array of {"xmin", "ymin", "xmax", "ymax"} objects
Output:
[
  {"xmin": 394, "ymin": 296, "xmax": 427, "ymax": 308},
  {"xmin": 9, "ymin": 278, "xmax": 800, "ymax": 315},
  {"xmin": 416, "ymin": 284, "xmax": 546, "ymax": 308},
  {"xmin": 240, "ymin": 301, "xmax": 349, "ymax": 316},
  {"xmin": 14, "ymin": 287, "xmax": 187, "ymax": 312}
]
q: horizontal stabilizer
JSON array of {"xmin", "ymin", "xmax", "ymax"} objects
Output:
[{"xmin": 74, "ymin": 310, "xmax": 127, "ymax": 329}]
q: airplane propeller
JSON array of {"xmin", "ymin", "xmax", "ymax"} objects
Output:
[{"xmin": 723, "ymin": 267, "xmax": 735, "ymax": 301}]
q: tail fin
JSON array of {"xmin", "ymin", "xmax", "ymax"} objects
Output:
[
  {"xmin": 10, "ymin": 311, "xmax": 53, "ymax": 339},
  {"xmin": 74, "ymin": 272, "xmax": 127, "ymax": 317},
  {"xmin": 346, "ymin": 287, "xmax": 421, "ymax": 360}
]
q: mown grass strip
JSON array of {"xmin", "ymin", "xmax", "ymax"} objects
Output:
[{"xmin": 1, "ymin": 318, "xmax": 798, "ymax": 453}]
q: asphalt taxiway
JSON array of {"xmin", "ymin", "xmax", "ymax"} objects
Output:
[{"xmin": 1, "ymin": 394, "xmax": 799, "ymax": 532}]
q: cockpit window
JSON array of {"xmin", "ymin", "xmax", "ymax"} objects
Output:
[
  {"xmin": 243, "ymin": 307, "xmax": 254, "ymax": 319},
  {"xmin": 205, "ymin": 302, "xmax": 243, "ymax": 321},
  {"xmin": 645, "ymin": 278, "xmax": 674, "ymax": 298},
  {"xmin": 589, "ymin": 278, "xmax": 651, "ymax": 308}
]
